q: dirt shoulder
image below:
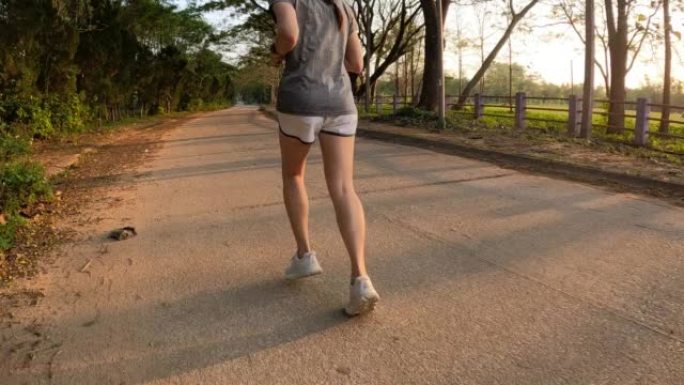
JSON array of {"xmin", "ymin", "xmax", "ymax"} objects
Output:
[
  {"xmin": 0, "ymin": 113, "xmax": 196, "ymax": 297},
  {"xmin": 357, "ymin": 119, "xmax": 684, "ymax": 207}
]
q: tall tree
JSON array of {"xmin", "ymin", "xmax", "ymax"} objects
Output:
[
  {"xmin": 416, "ymin": 0, "xmax": 450, "ymax": 110},
  {"xmin": 581, "ymin": 0, "xmax": 595, "ymax": 138},
  {"xmin": 454, "ymin": 0, "xmax": 541, "ymax": 109},
  {"xmin": 353, "ymin": 0, "xmax": 424, "ymax": 98},
  {"xmin": 604, "ymin": 0, "xmax": 628, "ymax": 133},
  {"xmin": 557, "ymin": 0, "xmax": 610, "ymax": 95},
  {"xmin": 659, "ymin": 0, "xmax": 674, "ymax": 133},
  {"xmin": 603, "ymin": 0, "xmax": 661, "ymax": 133},
  {"xmin": 201, "ymin": 0, "xmax": 423, "ymax": 100},
  {"xmin": 557, "ymin": 0, "xmax": 659, "ymax": 105}
]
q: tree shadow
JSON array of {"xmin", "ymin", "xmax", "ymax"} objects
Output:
[{"xmin": 10, "ymin": 278, "xmax": 349, "ymax": 385}]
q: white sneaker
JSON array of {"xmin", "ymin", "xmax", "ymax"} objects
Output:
[
  {"xmin": 284, "ymin": 251, "xmax": 323, "ymax": 280},
  {"xmin": 344, "ymin": 276, "xmax": 380, "ymax": 316}
]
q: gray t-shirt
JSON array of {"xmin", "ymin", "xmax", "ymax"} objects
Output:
[{"xmin": 270, "ymin": 0, "xmax": 358, "ymax": 116}]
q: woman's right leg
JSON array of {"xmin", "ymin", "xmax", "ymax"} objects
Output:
[
  {"xmin": 318, "ymin": 132, "xmax": 367, "ymax": 279},
  {"xmin": 279, "ymin": 132, "xmax": 312, "ymax": 256},
  {"xmin": 319, "ymin": 130, "xmax": 379, "ymax": 316}
]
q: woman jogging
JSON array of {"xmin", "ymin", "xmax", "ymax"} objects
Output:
[{"xmin": 270, "ymin": 0, "xmax": 379, "ymax": 316}]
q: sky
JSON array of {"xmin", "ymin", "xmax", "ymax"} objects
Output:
[
  {"xmin": 174, "ymin": 0, "xmax": 683, "ymax": 88},
  {"xmin": 443, "ymin": 2, "xmax": 684, "ymax": 88}
]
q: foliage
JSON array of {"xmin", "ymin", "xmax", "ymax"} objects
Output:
[
  {"xmin": 0, "ymin": 160, "xmax": 52, "ymax": 216},
  {"xmin": 372, "ymin": 106, "xmax": 439, "ymax": 128},
  {"xmin": 0, "ymin": 0, "xmax": 236, "ymax": 138},
  {"xmin": 0, "ymin": 136, "xmax": 31, "ymax": 162},
  {"xmin": 0, "ymin": 214, "xmax": 24, "ymax": 250}
]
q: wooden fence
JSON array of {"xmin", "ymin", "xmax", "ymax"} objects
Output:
[{"xmin": 364, "ymin": 93, "xmax": 684, "ymax": 150}]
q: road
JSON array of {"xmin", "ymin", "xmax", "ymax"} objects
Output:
[{"xmin": 3, "ymin": 106, "xmax": 683, "ymax": 384}]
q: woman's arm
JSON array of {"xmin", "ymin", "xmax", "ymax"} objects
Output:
[
  {"xmin": 271, "ymin": 1, "xmax": 298, "ymax": 65},
  {"xmin": 344, "ymin": 11, "xmax": 364, "ymax": 74},
  {"xmin": 345, "ymin": 34, "xmax": 364, "ymax": 74}
]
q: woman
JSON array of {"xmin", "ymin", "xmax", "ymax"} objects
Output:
[{"xmin": 270, "ymin": 0, "xmax": 379, "ymax": 316}]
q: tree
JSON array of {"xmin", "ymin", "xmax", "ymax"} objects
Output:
[
  {"xmin": 474, "ymin": 62, "xmax": 527, "ymax": 96},
  {"xmin": 352, "ymin": 0, "xmax": 424, "ymax": 98},
  {"xmin": 448, "ymin": 14, "xmax": 470, "ymax": 96},
  {"xmin": 416, "ymin": 0, "xmax": 450, "ymax": 110},
  {"xmin": 581, "ymin": 0, "xmax": 595, "ymax": 138},
  {"xmin": 201, "ymin": 0, "xmax": 424, "ymax": 102},
  {"xmin": 557, "ymin": 0, "xmax": 610, "ymax": 95},
  {"xmin": 658, "ymin": 0, "xmax": 682, "ymax": 133},
  {"xmin": 474, "ymin": 2, "xmax": 492, "ymax": 96},
  {"xmin": 558, "ymin": 0, "xmax": 670, "ymax": 135},
  {"xmin": 453, "ymin": 0, "xmax": 541, "ymax": 109},
  {"xmin": 1, "ymin": 0, "xmax": 234, "ymax": 136},
  {"xmin": 603, "ymin": 0, "xmax": 661, "ymax": 133}
]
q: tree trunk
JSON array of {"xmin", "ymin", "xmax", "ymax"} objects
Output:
[
  {"xmin": 412, "ymin": 44, "xmax": 422, "ymax": 104},
  {"xmin": 416, "ymin": 0, "xmax": 449, "ymax": 110},
  {"xmin": 508, "ymin": 28, "xmax": 513, "ymax": 113},
  {"xmin": 581, "ymin": 0, "xmax": 595, "ymax": 138},
  {"xmin": 403, "ymin": 56, "xmax": 409, "ymax": 104},
  {"xmin": 660, "ymin": 0, "xmax": 671, "ymax": 134},
  {"xmin": 455, "ymin": 0, "xmax": 540, "ymax": 109},
  {"xmin": 410, "ymin": 46, "xmax": 416, "ymax": 102},
  {"xmin": 395, "ymin": 61, "xmax": 400, "ymax": 96},
  {"xmin": 479, "ymin": 20, "xmax": 485, "ymax": 95},
  {"xmin": 605, "ymin": 0, "xmax": 628, "ymax": 134}
]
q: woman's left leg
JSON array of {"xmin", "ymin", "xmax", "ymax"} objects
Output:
[{"xmin": 279, "ymin": 132, "xmax": 312, "ymax": 256}]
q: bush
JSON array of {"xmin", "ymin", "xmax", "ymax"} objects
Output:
[
  {"xmin": 0, "ymin": 214, "xmax": 25, "ymax": 250},
  {"xmin": 372, "ymin": 106, "xmax": 439, "ymax": 127},
  {"xmin": 0, "ymin": 161, "xmax": 52, "ymax": 215},
  {"xmin": 29, "ymin": 104, "xmax": 55, "ymax": 138},
  {"xmin": 0, "ymin": 136, "xmax": 31, "ymax": 161},
  {"xmin": 394, "ymin": 106, "xmax": 435, "ymax": 120},
  {"xmin": 1, "ymin": 94, "xmax": 54, "ymax": 138},
  {"xmin": 47, "ymin": 94, "xmax": 92, "ymax": 134},
  {"xmin": 0, "ymin": 94, "xmax": 92, "ymax": 138}
]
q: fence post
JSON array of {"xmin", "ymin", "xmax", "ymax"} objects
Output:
[
  {"xmin": 473, "ymin": 94, "xmax": 483, "ymax": 120},
  {"xmin": 393, "ymin": 95, "xmax": 399, "ymax": 114},
  {"xmin": 634, "ymin": 97, "xmax": 650, "ymax": 146},
  {"xmin": 567, "ymin": 95, "xmax": 580, "ymax": 137},
  {"xmin": 515, "ymin": 92, "xmax": 526, "ymax": 130},
  {"xmin": 375, "ymin": 95, "xmax": 381, "ymax": 115}
]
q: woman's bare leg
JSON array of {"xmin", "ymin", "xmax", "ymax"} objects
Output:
[
  {"xmin": 318, "ymin": 133, "xmax": 367, "ymax": 278},
  {"xmin": 279, "ymin": 132, "xmax": 312, "ymax": 256}
]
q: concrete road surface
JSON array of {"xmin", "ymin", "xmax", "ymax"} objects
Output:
[{"xmin": 3, "ymin": 106, "xmax": 683, "ymax": 384}]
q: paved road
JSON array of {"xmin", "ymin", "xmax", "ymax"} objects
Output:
[{"xmin": 4, "ymin": 106, "xmax": 683, "ymax": 384}]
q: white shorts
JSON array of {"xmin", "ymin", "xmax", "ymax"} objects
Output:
[{"xmin": 277, "ymin": 112, "xmax": 358, "ymax": 144}]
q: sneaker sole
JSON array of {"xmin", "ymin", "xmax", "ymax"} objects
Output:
[
  {"xmin": 344, "ymin": 295, "xmax": 379, "ymax": 317},
  {"xmin": 284, "ymin": 269, "xmax": 323, "ymax": 281}
]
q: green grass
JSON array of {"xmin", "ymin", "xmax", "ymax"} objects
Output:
[
  {"xmin": 361, "ymin": 102, "xmax": 684, "ymax": 154},
  {"xmin": 477, "ymin": 105, "xmax": 684, "ymax": 154},
  {"xmin": 362, "ymin": 104, "xmax": 684, "ymax": 170}
]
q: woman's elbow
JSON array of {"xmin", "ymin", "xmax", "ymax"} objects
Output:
[
  {"xmin": 346, "ymin": 59, "xmax": 364, "ymax": 74},
  {"xmin": 279, "ymin": 31, "xmax": 299, "ymax": 51}
]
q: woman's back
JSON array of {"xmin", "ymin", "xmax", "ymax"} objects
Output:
[{"xmin": 273, "ymin": 0, "xmax": 358, "ymax": 116}]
